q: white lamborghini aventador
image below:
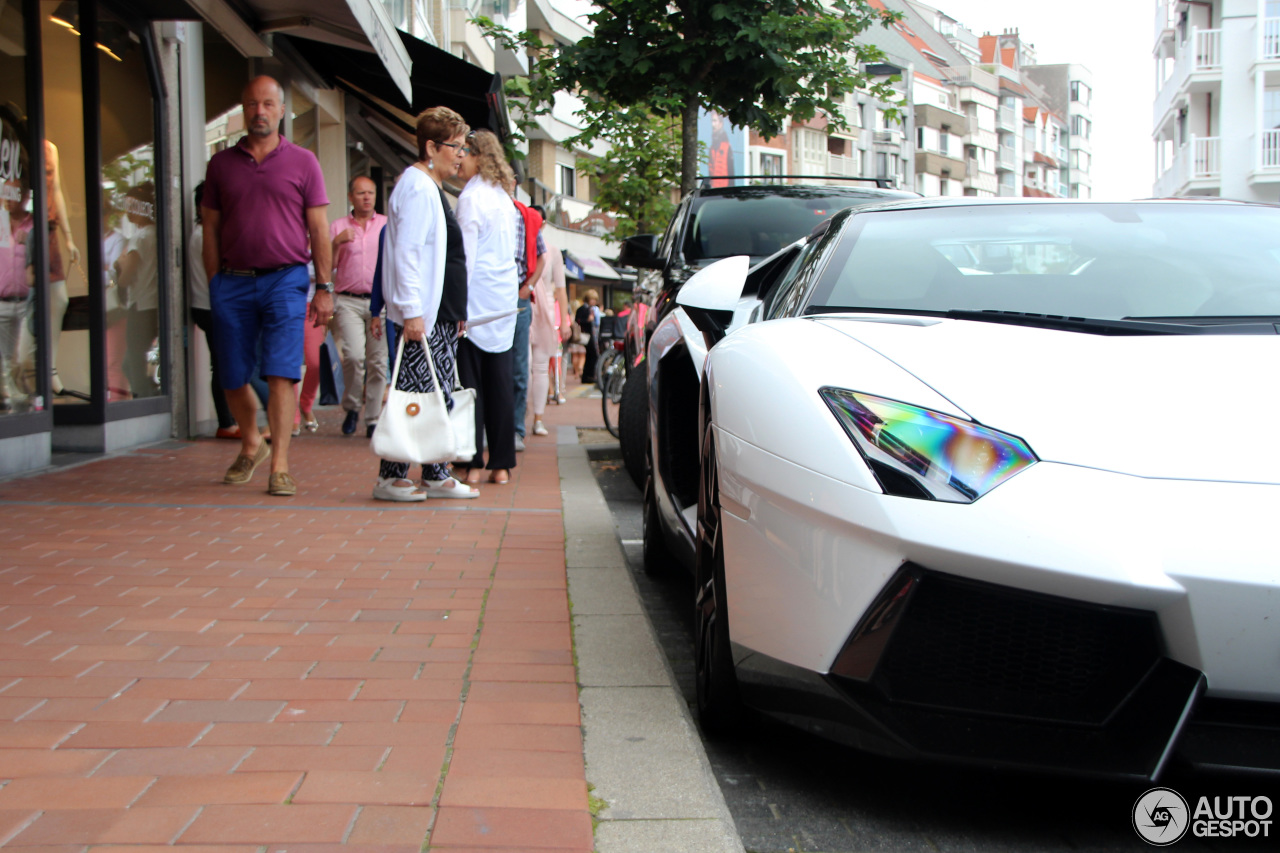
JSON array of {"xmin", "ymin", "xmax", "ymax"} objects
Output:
[{"xmin": 669, "ymin": 197, "xmax": 1280, "ymax": 780}]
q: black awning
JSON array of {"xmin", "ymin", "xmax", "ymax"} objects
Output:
[{"xmin": 284, "ymin": 30, "xmax": 504, "ymax": 136}]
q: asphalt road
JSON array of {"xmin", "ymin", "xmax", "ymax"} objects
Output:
[{"xmin": 585, "ymin": 439, "xmax": 1280, "ymax": 853}]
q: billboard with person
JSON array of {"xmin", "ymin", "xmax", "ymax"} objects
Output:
[{"xmin": 698, "ymin": 110, "xmax": 746, "ymax": 187}]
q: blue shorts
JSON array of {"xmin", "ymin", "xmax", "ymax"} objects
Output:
[{"xmin": 209, "ymin": 264, "xmax": 309, "ymax": 389}]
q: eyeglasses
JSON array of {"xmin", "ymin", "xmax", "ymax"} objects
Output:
[{"xmin": 438, "ymin": 141, "xmax": 470, "ymax": 155}]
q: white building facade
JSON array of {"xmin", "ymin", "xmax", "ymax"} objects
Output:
[{"xmin": 1153, "ymin": 0, "xmax": 1280, "ymax": 199}]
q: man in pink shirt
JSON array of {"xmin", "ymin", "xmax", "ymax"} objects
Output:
[{"xmin": 329, "ymin": 176, "xmax": 387, "ymax": 437}]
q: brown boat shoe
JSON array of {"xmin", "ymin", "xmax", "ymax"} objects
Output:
[
  {"xmin": 267, "ymin": 471, "xmax": 297, "ymax": 497},
  {"xmin": 223, "ymin": 442, "xmax": 270, "ymax": 485}
]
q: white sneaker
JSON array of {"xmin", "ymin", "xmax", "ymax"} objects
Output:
[
  {"xmin": 421, "ymin": 477, "xmax": 480, "ymax": 499},
  {"xmin": 514, "ymin": 433, "xmax": 526, "ymax": 452},
  {"xmin": 533, "ymin": 420, "xmax": 548, "ymax": 436},
  {"xmin": 373, "ymin": 477, "xmax": 427, "ymax": 502}
]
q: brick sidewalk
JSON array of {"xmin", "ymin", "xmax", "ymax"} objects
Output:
[{"xmin": 0, "ymin": 388, "xmax": 605, "ymax": 851}]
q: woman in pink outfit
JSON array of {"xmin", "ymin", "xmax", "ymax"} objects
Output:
[{"xmin": 526, "ymin": 206, "xmax": 570, "ymax": 437}]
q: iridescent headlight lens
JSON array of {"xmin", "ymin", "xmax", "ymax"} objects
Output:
[{"xmin": 820, "ymin": 388, "xmax": 1037, "ymax": 503}]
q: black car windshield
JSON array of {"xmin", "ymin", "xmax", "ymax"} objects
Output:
[
  {"xmin": 683, "ymin": 189, "xmax": 907, "ymax": 264},
  {"xmin": 809, "ymin": 203, "xmax": 1280, "ymax": 320}
]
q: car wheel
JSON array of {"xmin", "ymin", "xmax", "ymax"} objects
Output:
[
  {"xmin": 642, "ymin": 470, "xmax": 675, "ymax": 577},
  {"xmin": 694, "ymin": 419, "xmax": 743, "ymax": 736},
  {"xmin": 618, "ymin": 364, "xmax": 648, "ymax": 490}
]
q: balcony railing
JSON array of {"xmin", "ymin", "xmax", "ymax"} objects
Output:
[
  {"xmin": 1195, "ymin": 28, "xmax": 1222, "ymax": 69},
  {"xmin": 1265, "ymin": 17, "xmax": 1280, "ymax": 60},
  {"xmin": 1154, "ymin": 0, "xmax": 1177, "ymax": 45},
  {"xmin": 1155, "ymin": 27, "xmax": 1223, "ymax": 128},
  {"xmin": 998, "ymin": 106, "xmax": 1016, "ymax": 130},
  {"xmin": 1262, "ymin": 129, "xmax": 1280, "ymax": 169},
  {"xmin": 998, "ymin": 148, "xmax": 1018, "ymax": 169},
  {"xmin": 1154, "ymin": 135, "xmax": 1222, "ymax": 197},
  {"xmin": 1194, "ymin": 136, "xmax": 1221, "ymax": 178}
]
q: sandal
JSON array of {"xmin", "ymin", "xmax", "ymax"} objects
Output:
[
  {"xmin": 462, "ymin": 468, "xmax": 484, "ymax": 486},
  {"xmin": 373, "ymin": 477, "xmax": 427, "ymax": 502},
  {"xmin": 301, "ymin": 412, "xmax": 319, "ymax": 432},
  {"xmin": 422, "ymin": 477, "xmax": 480, "ymax": 499},
  {"xmin": 488, "ymin": 469, "xmax": 510, "ymax": 485}
]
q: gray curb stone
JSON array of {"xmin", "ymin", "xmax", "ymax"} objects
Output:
[{"xmin": 560, "ymin": 433, "xmax": 744, "ymax": 853}]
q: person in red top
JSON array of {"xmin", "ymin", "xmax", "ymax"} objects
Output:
[
  {"xmin": 328, "ymin": 176, "xmax": 388, "ymax": 437},
  {"xmin": 201, "ymin": 75, "xmax": 332, "ymax": 497}
]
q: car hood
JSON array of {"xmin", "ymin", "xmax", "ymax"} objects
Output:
[{"xmin": 815, "ymin": 316, "xmax": 1280, "ymax": 484}]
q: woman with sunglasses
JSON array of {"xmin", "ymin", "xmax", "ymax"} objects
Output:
[{"xmin": 372, "ymin": 106, "xmax": 476, "ymax": 501}]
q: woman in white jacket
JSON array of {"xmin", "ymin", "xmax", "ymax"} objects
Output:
[
  {"xmin": 373, "ymin": 106, "xmax": 473, "ymax": 501},
  {"xmin": 454, "ymin": 129, "xmax": 520, "ymax": 485}
]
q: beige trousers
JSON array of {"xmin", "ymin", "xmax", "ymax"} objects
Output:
[{"xmin": 332, "ymin": 292, "xmax": 388, "ymax": 424}]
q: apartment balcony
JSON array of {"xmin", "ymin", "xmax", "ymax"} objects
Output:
[
  {"xmin": 915, "ymin": 150, "xmax": 967, "ymax": 181},
  {"xmin": 997, "ymin": 106, "xmax": 1017, "ymax": 131},
  {"xmin": 1153, "ymin": 135, "xmax": 1221, "ymax": 197},
  {"xmin": 1154, "ymin": 27, "xmax": 1222, "ymax": 132},
  {"xmin": 872, "ymin": 129, "xmax": 904, "ymax": 145},
  {"xmin": 1248, "ymin": 129, "xmax": 1280, "ymax": 185},
  {"xmin": 1154, "ymin": 0, "xmax": 1177, "ymax": 48},
  {"xmin": 827, "ymin": 153, "xmax": 859, "ymax": 177},
  {"xmin": 916, "ymin": 103, "xmax": 968, "ymax": 135},
  {"xmin": 997, "ymin": 147, "xmax": 1018, "ymax": 170}
]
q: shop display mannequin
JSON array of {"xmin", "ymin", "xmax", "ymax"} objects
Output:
[{"xmin": 16, "ymin": 139, "xmax": 79, "ymax": 396}]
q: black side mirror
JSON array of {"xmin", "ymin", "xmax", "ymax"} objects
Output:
[{"xmin": 618, "ymin": 234, "xmax": 662, "ymax": 270}]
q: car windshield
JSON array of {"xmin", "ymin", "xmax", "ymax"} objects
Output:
[
  {"xmin": 810, "ymin": 203, "xmax": 1280, "ymax": 319},
  {"xmin": 683, "ymin": 189, "xmax": 903, "ymax": 264}
]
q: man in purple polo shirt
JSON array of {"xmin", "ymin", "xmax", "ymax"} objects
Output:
[
  {"xmin": 201, "ymin": 75, "xmax": 333, "ymax": 497},
  {"xmin": 329, "ymin": 175, "xmax": 387, "ymax": 438}
]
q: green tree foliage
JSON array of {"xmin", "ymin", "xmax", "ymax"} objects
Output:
[
  {"xmin": 576, "ymin": 108, "xmax": 682, "ymax": 240},
  {"xmin": 483, "ymin": 0, "xmax": 904, "ymax": 196}
]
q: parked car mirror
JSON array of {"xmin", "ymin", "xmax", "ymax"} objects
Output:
[
  {"xmin": 675, "ymin": 255, "xmax": 750, "ymax": 344},
  {"xmin": 618, "ymin": 234, "xmax": 663, "ymax": 270}
]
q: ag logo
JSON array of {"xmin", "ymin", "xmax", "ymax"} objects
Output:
[{"xmin": 1134, "ymin": 787, "xmax": 1190, "ymax": 846}]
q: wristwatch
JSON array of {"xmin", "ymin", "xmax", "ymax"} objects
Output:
[{"xmin": 316, "ymin": 281, "xmax": 334, "ymax": 293}]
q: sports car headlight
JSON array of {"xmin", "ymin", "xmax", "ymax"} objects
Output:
[{"xmin": 820, "ymin": 388, "xmax": 1037, "ymax": 503}]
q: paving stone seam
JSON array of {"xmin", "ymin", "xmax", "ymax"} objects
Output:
[{"xmin": 0, "ymin": 500, "xmax": 562, "ymax": 514}]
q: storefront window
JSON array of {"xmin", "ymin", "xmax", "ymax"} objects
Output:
[
  {"xmin": 99, "ymin": 6, "xmax": 160, "ymax": 401},
  {"xmin": 0, "ymin": 0, "xmax": 34, "ymax": 417},
  {"xmin": 40, "ymin": 0, "xmax": 88, "ymax": 404}
]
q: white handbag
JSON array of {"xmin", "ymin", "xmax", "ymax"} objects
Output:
[
  {"xmin": 450, "ymin": 359, "xmax": 477, "ymax": 462},
  {"xmin": 370, "ymin": 336, "xmax": 456, "ymax": 465}
]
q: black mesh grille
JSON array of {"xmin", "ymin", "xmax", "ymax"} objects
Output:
[{"xmin": 873, "ymin": 570, "xmax": 1162, "ymax": 725}]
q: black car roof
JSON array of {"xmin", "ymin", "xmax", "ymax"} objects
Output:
[{"xmin": 690, "ymin": 184, "xmax": 917, "ymax": 201}]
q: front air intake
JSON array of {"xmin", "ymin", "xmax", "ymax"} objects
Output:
[{"xmin": 871, "ymin": 569, "xmax": 1162, "ymax": 725}]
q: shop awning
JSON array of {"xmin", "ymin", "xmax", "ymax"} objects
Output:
[
  {"xmin": 285, "ymin": 29, "xmax": 504, "ymax": 137},
  {"xmin": 565, "ymin": 251, "xmax": 621, "ymax": 281}
]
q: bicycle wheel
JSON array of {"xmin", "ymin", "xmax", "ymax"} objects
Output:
[
  {"xmin": 602, "ymin": 365, "xmax": 626, "ymax": 438},
  {"xmin": 596, "ymin": 349, "xmax": 620, "ymax": 393}
]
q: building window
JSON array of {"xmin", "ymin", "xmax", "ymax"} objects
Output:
[
  {"xmin": 792, "ymin": 128, "xmax": 826, "ymax": 175},
  {"xmin": 757, "ymin": 151, "xmax": 783, "ymax": 181},
  {"xmin": 558, "ymin": 163, "xmax": 576, "ymax": 198},
  {"xmin": 1071, "ymin": 115, "xmax": 1091, "ymax": 139},
  {"xmin": 876, "ymin": 151, "xmax": 888, "ymax": 178},
  {"xmin": 1265, "ymin": 88, "xmax": 1280, "ymax": 129},
  {"xmin": 1069, "ymin": 80, "xmax": 1092, "ymax": 106}
]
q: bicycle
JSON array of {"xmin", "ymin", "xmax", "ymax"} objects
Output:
[{"xmin": 599, "ymin": 340, "xmax": 626, "ymax": 438}]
